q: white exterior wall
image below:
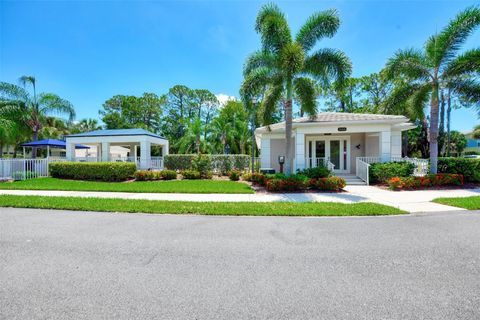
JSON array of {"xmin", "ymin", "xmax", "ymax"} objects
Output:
[
  {"xmin": 379, "ymin": 130, "xmax": 391, "ymax": 162},
  {"xmin": 295, "ymin": 132, "xmax": 305, "ymax": 171},
  {"xmin": 390, "ymin": 131, "xmax": 402, "ymax": 158},
  {"xmin": 260, "ymin": 138, "xmax": 271, "ymax": 169}
]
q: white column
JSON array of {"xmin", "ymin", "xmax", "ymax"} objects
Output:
[
  {"xmin": 295, "ymin": 132, "xmax": 305, "ymax": 171},
  {"xmin": 379, "ymin": 130, "xmax": 391, "ymax": 162},
  {"xmin": 390, "ymin": 131, "xmax": 402, "ymax": 159},
  {"xmin": 140, "ymin": 140, "xmax": 151, "ymax": 169},
  {"xmin": 260, "ymin": 138, "xmax": 271, "ymax": 169},
  {"xmin": 162, "ymin": 142, "xmax": 169, "ymax": 156},
  {"xmin": 66, "ymin": 142, "xmax": 75, "ymax": 161},
  {"xmin": 101, "ymin": 142, "xmax": 110, "ymax": 162}
]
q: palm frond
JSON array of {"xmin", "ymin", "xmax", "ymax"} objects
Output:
[
  {"xmin": 0, "ymin": 82, "xmax": 30, "ymax": 102},
  {"xmin": 261, "ymin": 85, "xmax": 283, "ymax": 125},
  {"xmin": 296, "ymin": 9, "xmax": 340, "ymax": 52},
  {"xmin": 443, "ymin": 48, "xmax": 480, "ymax": 78},
  {"xmin": 451, "ymin": 78, "xmax": 480, "ymax": 116},
  {"xmin": 294, "ymin": 77, "xmax": 317, "ymax": 116},
  {"xmin": 240, "ymin": 67, "xmax": 277, "ymax": 100},
  {"xmin": 243, "ymin": 51, "xmax": 277, "ymax": 77},
  {"xmin": 406, "ymin": 83, "xmax": 432, "ymax": 120},
  {"xmin": 425, "ymin": 6, "xmax": 480, "ymax": 67},
  {"xmin": 38, "ymin": 93, "xmax": 76, "ymax": 121},
  {"xmin": 384, "ymin": 48, "xmax": 431, "ymax": 80},
  {"xmin": 255, "ymin": 3, "xmax": 292, "ymax": 53},
  {"xmin": 304, "ymin": 48, "xmax": 352, "ymax": 84}
]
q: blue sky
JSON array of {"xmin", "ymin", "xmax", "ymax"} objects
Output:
[{"xmin": 1, "ymin": 0, "xmax": 479, "ymax": 132}]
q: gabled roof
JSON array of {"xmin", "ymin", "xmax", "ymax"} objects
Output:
[
  {"xmin": 67, "ymin": 128, "xmax": 166, "ymax": 139},
  {"xmin": 256, "ymin": 112, "xmax": 413, "ymax": 132}
]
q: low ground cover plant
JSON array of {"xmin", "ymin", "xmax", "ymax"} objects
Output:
[
  {"xmin": 387, "ymin": 173, "xmax": 463, "ymax": 190},
  {"xmin": 437, "ymin": 157, "xmax": 480, "ymax": 182},
  {"xmin": 134, "ymin": 170, "xmax": 177, "ymax": 181},
  {"xmin": 369, "ymin": 161, "xmax": 415, "ymax": 184},
  {"xmin": 243, "ymin": 171, "xmax": 346, "ymax": 192},
  {"xmin": 181, "ymin": 170, "xmax": 202, "ymax": 180},
  {"xmin": 49, "ymin": 162, "xmax": 136, "ymax": 182}
]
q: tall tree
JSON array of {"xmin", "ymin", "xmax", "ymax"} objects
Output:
[
  {"xmin": 241, "ymin": 4, "xmax": 351, "ymax": 173},
  {"xmin": 0, "ymin": 76, "xmax": 75, "ymax": 157},
  {"xmin": 385, "ymin": 6, "xmax": 480, "ymax": 173}
]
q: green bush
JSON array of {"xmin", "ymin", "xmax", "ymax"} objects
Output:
[
  {"xmin": 181, "ymin": 170, "xmax": 201, "ymax": 180},
  {"xmin": 265, "ymin": 175, "xmax": 308, "ymax": 192},
  {"xmin": 242, "ymin": 172, "xmax": 267, "ymax": 186},
  {"xmin": 438, "ymin": 157, "xmax": 480, "ymax": 182},
  {"xmin": 297, "ymin": 166, "xmax": 331, "ymax": 179},
  {"xmin": 160, "ymin": 170, "xmax": 177, "ymax": 180},
  {"xmin": 369, "ymin": 162, "xmax": 415, "ymax": 184},
  {"xmin": 191, "ymin": 154, "xmax": 212, "ymax": 179},
  {"xmin": 134, "ymin": 170, "xmax": 159, "ymax": 181},
  {"xmin": 310, "ymin": 177, "xmax": 346, "ymax": 191},
  {"xmin": 229, "ymin": 170, "xmax": 241, "ymax": 181},
  {"xmin": 164, "ymin": 155, "xmax": 196, "ymax": 171},
  {"xmin": 50, "ymin": 162, "xmax": 136, "ymax": 182}
]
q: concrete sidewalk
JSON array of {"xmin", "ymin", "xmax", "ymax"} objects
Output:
[{"xmin": 1, "ymin": 186, "xmax": 479, "ymax": 213}]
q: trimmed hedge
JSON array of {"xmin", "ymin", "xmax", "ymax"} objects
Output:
[
  {"xmin": 310, "ymin": 177, "xmax": 346, "ymax": 191},
  {"xmin": 369, "ymin": 162, "xmax": 415, "ymax": 184},
  {"xmin": 164, "ymin": 154, "xmax": 250, "ymax": 173},
  {"xmin": 388, "ymin": 174, "xmax": 463, "ymax": 190},
  {"xmin": 297, "ymin": 166, "xmax": 331, "ymax": 179},
  {"xmin": 245, "ymin": 172, "xmax": 346, "ymax": 192},
  {"xmin": 49, "ymin": 162, "xmax": 136, "ymax": 182},
  {"xmin": 266, "ymin": 175, "xmax": 308, "ymax": 192},
  {"xmin": 181, "ymin": 170, "xmax": 202, "ymax": 180},
  {"xmin": 438, "ymin": 157, "xmax": 480, "ymax": 182}
]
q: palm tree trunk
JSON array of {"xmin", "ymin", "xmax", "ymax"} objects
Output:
[
  {"xmin": 284, "ymin": 80, "xmax": 293, "ymax": 174},
  {"xmin": 446, "ymin": 89, "xmax": 451, "ymax": 157},
  {"xmin": 429, "ymin": 82, "xmax": 439, "ymax": 173},
  {"xmin": 32, "ymin": 129, "xmax": 38, "ymax": 159}
]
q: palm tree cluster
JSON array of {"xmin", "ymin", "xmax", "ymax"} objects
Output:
[
  {"xmin": 0, "ymin": 76, "xmax": 100, "ymax": 157},
  {"xmin": 241, "ymin": 3, "xmax": 351, "ymax": 173},
  {"xmin": 241, "ymin": 4, "xmax": 480, "ymax": 173}
]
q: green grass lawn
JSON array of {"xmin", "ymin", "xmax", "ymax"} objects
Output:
[
  {"xmin": 0, "ymin": 195, "xmax": 406, "ymax": 216},
  {"xmin": 0, "ymin": 177, "xmax": 253, "ymax": 194},
  {"xmin": 433, "ymin": 196, "xmax": 480, "ymax": 210}
]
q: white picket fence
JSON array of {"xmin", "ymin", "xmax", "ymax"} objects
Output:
[{"xmin": 0, "ymin": 158, "xmax": 50, "ymax": 181}]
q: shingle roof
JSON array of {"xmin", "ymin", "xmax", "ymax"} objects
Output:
[
  {"xmin": 67, "ymin": 128, "xmax": 166, "ymax": 139},
  {"xmin": 257, "ymin": 112, "xmax": 410, "ymax": 131}
]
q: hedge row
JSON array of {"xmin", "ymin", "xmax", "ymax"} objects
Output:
[
  {"xmin": 437, "ymin": 157, "xmax": 480, "ymax": 182},
  {"xmin": 387, "ymin": 174, "xmax": 463, "ymax": 190},
  {"xmin": 164, "ymin": 154, "xmax": 250, "ymax": 173},
  {"xmin": 134, "ymin": 170, "xmax": 177, "ymax": 181},
  {"xmin": 49, "ymin": 162, "xmax": 136, "ymax": 182},
  {"xmin": 243, "ymin": 172, "xmax": 345, "ymax": 192}
]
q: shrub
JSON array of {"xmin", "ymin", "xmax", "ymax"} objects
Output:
[
  {"xmin": 191, "ymin": 154, "xmax": 212, "ymax": 178},
  {"xmin": 438, "ymin": 157, "xmax": 480, "ymax": 182},
  {"xmin": 134, "ymin": 170, "xmax": 158, "ymax": 181},
  {"xmin": 387, "ymin": 173, "xmax": 464, "ymax": 190},
  {"xmin": 266, "ymin": 175, "xmax": 307, "ymax": 192},
  {"xmin": 242, "ymin": 172, "xmax": 267, "ymax": 186},
  {"xmin": 297, "ymin": 166, "xmax": 331, "ymax": 179},
  {"xmin": 160, "ymin": 170, "xmax": 177, "ymax": 180},
  {"xmin": 229, "ymin": 170, "xmax": 241, "ymax": 181},
  {"xmin": 311, "ymin": 177, "xmax": 346, "ymax": 191},
  {"xmin": 181, "ymin": 170, "xmax": 201, "ymax": 180},
  {"xmin": 49, "ymin": 162, "xmax": 136, "ymax": 182},
  {"xmin": 369, "ymin": 162, "xmax": 415, "ymax": 184}
]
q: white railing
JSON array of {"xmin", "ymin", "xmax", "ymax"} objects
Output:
[
  {"xmin": 403, "ymin": 157, "xmax": 429, "ymax": 176},
  {"xmin": 356, "ymin": 158, "xmax": 370, "ymax": 185},
  {"xmin": 356, "ymin": 156, "xmax": 380, "ymax": 164},
  {"xmin": 74, "ymin": 156, "xmax": 99, "ymax": 162},
  {"xmin": 305, "ymin": 157, "xmax": 330, "ymax": 168},
  {"xmin": 0, "ymin": 158, "xmax": 49, "ymax": 181},
  {"xmin": 149, "ymin": 157, "xmax": 163, "ymax": 169}
]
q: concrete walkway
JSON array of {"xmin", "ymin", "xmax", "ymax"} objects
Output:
[{"xmin": 1, "ymin": 186, "xmax": 479, "ymax": 213}]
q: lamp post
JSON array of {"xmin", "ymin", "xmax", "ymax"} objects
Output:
[{"xmin": 251, "ymin": 97, "xmax": 257, "ymax": 173}]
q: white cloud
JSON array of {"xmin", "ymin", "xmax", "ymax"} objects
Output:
[{"xmin": 216, "ymin": 93, "xmax": 237, "ymax": 106}]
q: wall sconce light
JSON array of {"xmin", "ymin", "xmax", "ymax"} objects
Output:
[{"xmin": 356, "ymin": 144, "xmax": 361, "ymax": 149}]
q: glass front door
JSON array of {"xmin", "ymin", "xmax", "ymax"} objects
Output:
[{"xmin": 306, "ymin": 137, "xmax": 349, "ymax": 173}]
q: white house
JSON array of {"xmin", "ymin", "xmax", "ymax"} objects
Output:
[
  {"xmin": 65, "ymin": 129, "xmax": 169, "ymax": 170},
  {"xmin": 255, "ymin": 112, "xmax": 416, "ymax": 176}
]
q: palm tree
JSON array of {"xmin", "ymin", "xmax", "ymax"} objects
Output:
[
  {"xmin": 0, "ymin": 76, "xmax": 75, "ymax": 157},
  {"xmin": 177, "ymin": 117, "xmax": 204, "ymax": 154},
  {"xmin": 385, "ymin": 6, "xmax": 480, "ymax": 173},
  {"xmin": 77, "ymin": 118, "xmax": 101, "ymax": 133},
  {"xmin": 241, "ymin": 4, "xmax": 351, "ymax": 173}
]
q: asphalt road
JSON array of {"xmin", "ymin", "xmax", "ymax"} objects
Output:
[{"xmin": 1, "ymin": 208, "xmax": 480, "ymax": 320}]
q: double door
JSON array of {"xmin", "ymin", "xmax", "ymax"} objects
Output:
[{"xmin": 306, "ymin": 136, "xmax": 350, "ymax": 173}]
